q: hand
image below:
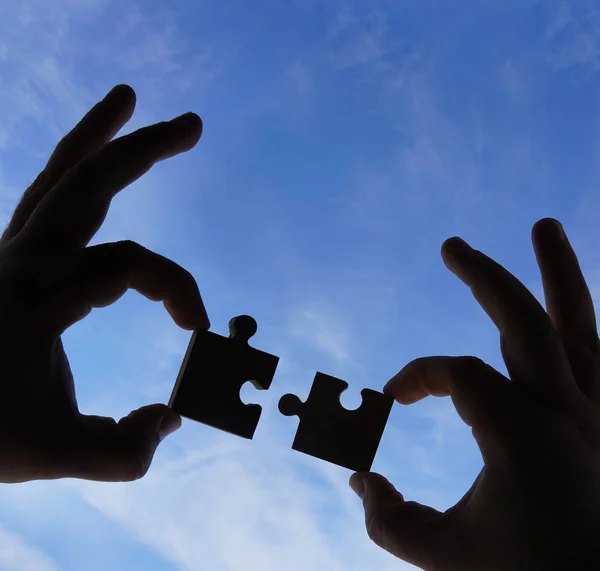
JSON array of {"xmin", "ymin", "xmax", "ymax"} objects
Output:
[
  {"xmin": 0, "ymin": 85, "xmax": 209, "ymax": 483},
  {"xmin": 351, "ymin": 219, "xmax": 600, "ymax": 570}
]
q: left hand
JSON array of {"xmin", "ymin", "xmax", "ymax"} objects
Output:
[{"xmin": 0, "ymin": 84, "xmax": 209, "ymax": 483}]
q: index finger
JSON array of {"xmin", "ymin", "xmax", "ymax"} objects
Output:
[
  {"xmin": 2, "ymin": 85, "xmax": 137, "ymax": 242},
  {"xmin": 384, "ymin": 356, "xmax": 517, "ymax": 461},
  {"xmin": 14, "ymin": 112, "xmax": 203, "ymax": 254},
  {"xmin": 441, "ymin": 237, "xmax": 581, "ymax": 409}
]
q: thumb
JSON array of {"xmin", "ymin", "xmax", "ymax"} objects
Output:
[
  {"xmin": 115, "ymin": 404, "xmax": 182, "ymax": 480},
  {"xmin": 350, "ymin": 472, "xmax": 447, "ymax": 570},
  {"xmin": 72, "ymin": 404, "xmax": 182, "ymax": 482}
]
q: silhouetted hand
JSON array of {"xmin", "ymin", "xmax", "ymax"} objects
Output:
[
  {"xmin": 351, "ymin": 219, "xmax": 600, "ymax": 570},
  {"xmin": 0, "ymin": 85, "xmax": 208, "ymax": 483}
]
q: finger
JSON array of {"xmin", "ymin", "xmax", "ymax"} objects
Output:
[
  {"xmin": 441, "ymin": 237, "xmax": 581, "ymax": 410},
  {"xmin": 384, "ymin": 356, "xmax": 517, "ymax": 457},
  {"xmin": 350, "ymin": 472, "xmax": 447, "ymax": 570},
  {"xmin": 14, "ymin": 112, "xmax": 203, "ymax": 254},
  {"xmin": 45, "ymin": 240, "xmax": 209, "ymax": 332},
  {"xmin": 69, "ymin": 404, "xmax": 181, "ymax": 482},
  {"xmin": 532, "ymin": 218, "xmax": 600, "ymax": 402},
  {"xmin": 2, "ymin": 85, "xmax": 136, "ymax": 242}
]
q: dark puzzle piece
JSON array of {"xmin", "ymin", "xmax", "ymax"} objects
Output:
[
  {"xmin": 278, "ymin": 372, "xmax": 393, "ymax": 472},
  {"xmin": 169, "ymin": 315, "xmax": 279, "ymax": 439}
]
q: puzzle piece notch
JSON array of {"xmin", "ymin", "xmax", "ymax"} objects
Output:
[
  {"xmin": 279, "ymin": 372, "xmax": 393, "ymax": 472},
  {"xmin": 169, "ymin": 315, "xmax": 279, "ymax": 439}
]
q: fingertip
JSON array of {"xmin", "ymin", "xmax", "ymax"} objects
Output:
[
  {"xmin": 532, "ymin": 216, "xmax": 561, "ymax": 231},
  {"xmin": 532, "ymin": 217, "xmax": 565, "ymax": 242},
  {"xmin": 188, "ymin": 114, "xmax": 203, "ymax": 145},
  {"xmin": 170, "ymin": 112, "xmax": 203, "ymax": 134},
  {"xmin": 383, "ymin": 374, "xmax": 399, "ymax": 395},
  {"xmin": 165, "ymin": 297, "xmax": 210, "ymax": 331},
  {"xmin": 441, "ymin": 236, "xmax": 471, "ymax": 265},
  {"xmin": 355, "ymin": 472, "xmax": 403, "ymax": 503},
  {"xmin": 187, "ymin": 113, "xmax": 204, "ymax": 138},
  {"xmin": 384, "ymin": 371, "xmax": 428, "ymax": 405},
  {"xmin": 158, "ymin": 408, "xmax": 182, "ymax": 441},
  {"xmin": 180, "ymin": 314, "xmax": 210, "ymax": 331},
  {"xmin": 183, "ymin": 118, "xmax": 203, "ymax": 151},
  {"xmin": 363, "ymin": 471, "xmax": 395, "ymax": 488},
  {"xmin": 192, "ymin": 301, "xmax": 210, "ymax": 330},
  {"xmin": 194, "ymin": 114, "xmax": 203, "ymax": 137},
  {"xmin": 104, "ymin": 84, "xmax": 136, "ymax": 106},
  {"xmin": 350, "ymin": 472, "xmax": 367, "ymax": 499}
]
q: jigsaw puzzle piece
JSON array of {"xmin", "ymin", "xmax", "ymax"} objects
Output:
[
  {"xmin": 279, "ymin": 372, "xmax": 393, "ymax": 471},
  {"xmin": 169, "ymin": 315, "xmax": 279, "ymax": 439}
]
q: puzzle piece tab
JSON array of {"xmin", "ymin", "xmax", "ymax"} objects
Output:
[
  {"xmin": 169, "ymin": 315, "xmax": 279, "ymax": 439},
  {"xmin": 278, "ymin": 372, "xmax": 393, "ymax": 472}
]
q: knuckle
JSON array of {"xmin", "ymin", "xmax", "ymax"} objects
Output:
[
  {"xmin": 584, "ymin": 331, "xmax": 600, "ymax": 356},
  {"xmin": 365, "ymin": 504, "xmax": 398, "ymax": 548},
  {"xmin": 406, "ymin": 356, "xmax": 431, "ymax": 376},
  {"xmin": 126, "ymin": 456, "xmax": 150, "ymax": 482},
  {"xmin": 113, "ymin": 240, "xmax": 147, "ymax": 265},
  {"xmin": 365, "ymin": 509, "xmax": 384, "ymax": 544},
  {"xmin": 115, "ymin": 239, "xmax": 143, "ymax": 254},
  {"xmin": 180, "ymin": 266, "xmax": 197, "ymax": 287},
  {"xmin": 453, "ymin": 355, "xmax": 488, "ymax": 375},
  {"xmin": 120, "ymin": 446, "xmax": 152, "ymax": 482}
]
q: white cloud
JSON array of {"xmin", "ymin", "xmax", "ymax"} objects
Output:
[
  {"xmin": 400, "ymin": 136, "xmax": 445, "ymax": 179},
  {"xmin": 545, "ymin": 4, "xmax": 600, "ymax": 73},
  {"xmin": 0, "ymin": 525, "xmax": 61, "ymax": 571},
  {"xmin": 288, "ymin": 301, "xmax": 354, "ymax": 368},
  {"xmin": 545, "ymin": 2, "xmax": 573, "ymax": 39},
  {"xmin": 72, "ymin": 435, "xmax": 418, "ymax": 571},
  {"xmin": 0, "ymin": 0, "xmax": 218, "ymax": 157},
  {"xmin": 60, "ymin": 302, "xmax": 432, "ymax": 571},
  {"xmin": 418, "ymin": 400, "xmax": 466, "ymax": 448},
  {"xmin": 327, "ymin": 5, "xmax": 357, "ymax": 38},
  {"xmin": 327, "ymin": 9, "xmax": 390, "ymax": 70},
  {"xmin": 0, "ymin": 0, "xmax": 219, "ymax": 257}
]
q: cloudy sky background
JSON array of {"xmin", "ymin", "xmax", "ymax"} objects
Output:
[{"xmin": 2, "ymin": 0, "xmax": 600, "ymax": 569}]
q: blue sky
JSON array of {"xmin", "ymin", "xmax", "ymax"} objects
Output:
[{"xmin": 1, "ymin": 0, "xmax": 600, "ymax": 569}]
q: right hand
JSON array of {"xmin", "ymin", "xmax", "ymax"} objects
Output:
[{"xmin": 351, "ymin": 219, "xmax": 600, "ymax": 570}]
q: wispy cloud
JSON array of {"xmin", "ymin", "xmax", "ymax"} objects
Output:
[
  {"xmin": 288, "ymin": 301, "xmax": 354, "ymax": 368},
  {"xmin": 71, "ymin": 436, "xmax": 418, "ymax": 571},
  {"xmin": 545, "ymin": 3, "xmax": 600, "ymax": 73},
  {"xmin": 0, "ymin": 0, "xmax": 219, "ymax": 159},
  {"xmin": 0, "ymin": 525, "xmax": 61, "ymax": 571},
  {"xmin": 327, "ymin": 8, "xmax": 391, "ymax": 70}
]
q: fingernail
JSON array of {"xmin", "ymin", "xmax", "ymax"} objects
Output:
[
  {"xmin": 188, "ymin": 300, "xmax": 210, "ymax": 330},
  {"xmin": 548, "ymin": 219, "xmax": 565, "ymax": 242},
  {"xmin": 158, "ymin": 412, "xmax": 182, "ymax": 442},
  {"xmin": 170, "ymin": 112, "xmax": 202, "ymax": 130},
  {"xmin": 442, "ymin": 237, "xmax": 474, "ymax": 273},
  {"xmin": 350, "ymin": 474, "xmax": 366, "ymax": 499},
  {"xmin": 383, "ymin": 376, "xmax": 397, "ymax": 394},
  {"xmin": 445, "ymin": 236, "xmax": 470, "ymax": 255},
  {"xmin": 103, "ymin": 84, "xmax": 135, "ymax": 106}
]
